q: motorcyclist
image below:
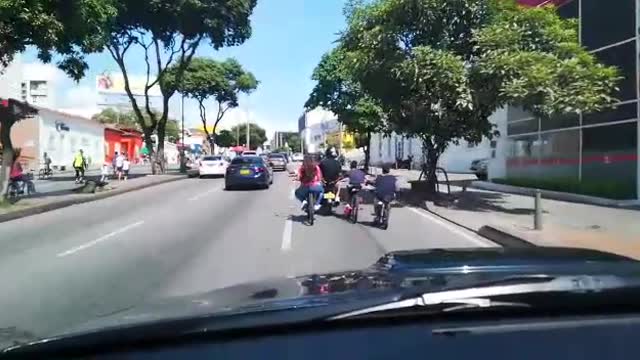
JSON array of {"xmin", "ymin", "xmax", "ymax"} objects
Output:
[
  {"xmin": 318, "ymin": 147, "xmax": 342, "ymax": 200},
  {"xmin": 368, "ymin": 165, "xmax": 398, "ymax": 222}
]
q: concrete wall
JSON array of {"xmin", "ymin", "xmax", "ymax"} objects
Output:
[{"xmin": 0, "ymin": 55, "xmax": 23, "ymax": 99}]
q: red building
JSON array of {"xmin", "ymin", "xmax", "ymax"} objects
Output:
[{"xmin": 104, "ymin": 125, "xmax": 144, "ymax": 164}]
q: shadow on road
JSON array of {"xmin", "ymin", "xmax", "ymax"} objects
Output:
[{"xmin": 409, "ymin": 189, "xmax": 539, "ymax": 215}]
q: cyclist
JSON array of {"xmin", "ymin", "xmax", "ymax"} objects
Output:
[
  {"xmin": 294, "ymin": 155, "xmax": 324, "ymax": 211},
  {"xmin": 43, "ymin": 152, "xmax": 52, "ymax": 176},
  {"xmin": 344, "ymin": 161, "xmax": 367, "ymax": 215},
  {"xmin": 369, "ymin": 165, "xmax": 398, "ymax": 222}
]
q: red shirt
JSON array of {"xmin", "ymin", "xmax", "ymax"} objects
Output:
[
  {"xmin": 298, "ymin": 165, "xmax": 323, "ymax": 187},
  {"xmin": 10, "ymin": 161, "xmax": 23, "ymax": 178}
]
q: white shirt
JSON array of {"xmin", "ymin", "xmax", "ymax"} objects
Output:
[
  {"xmin": 115, "ymin": 155, "xmax": 124, "ymax": 167},
  {"xmin": 123, "ymin": 159, "xmax": 130, "ymax": 171}
]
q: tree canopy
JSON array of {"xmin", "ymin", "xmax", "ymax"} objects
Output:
[
  {"xmin": 230, "ymin": 123, "xmax": 267, "ymax": 150},
  {"xmin": 330, "ymin": 0, "xmax": 620, "ymax": 190},
  {"xmin": 215, "ymin": 129, "xmax": 235, "ymax": 148},
  {"xmin": 163, "ymin": 57, "xmax": 258, "ymax": 151},
  {"xmin": 0, "ymin": 0, "xmax": 116, "ymax": 79},
  {"xmin": 103, "ymin": 0, "xmax": 257, "ymax": 172}
]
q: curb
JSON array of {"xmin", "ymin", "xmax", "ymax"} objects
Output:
[
  {"xmin": 471, "ymin": 181, "xmax": 640, "ymax": 209},
  {"xmin": 0, "ymin": 175, "xmax": 187, "ymax": 224}
]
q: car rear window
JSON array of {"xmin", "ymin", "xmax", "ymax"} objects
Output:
[
  {"xmin": 231, "ymin": 157, "xmax": 262, "ymax": 165},
  {"xmin": 203, "ymin": 156, "xmax": 221, "ymax": 161},
  {"xmin": 269, "ymin": 154, "xmax": 285, "ymax": 159}
]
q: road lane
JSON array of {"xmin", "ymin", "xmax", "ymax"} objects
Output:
[{"xmin": 0, "ymin": 171, "xmax": 496, "ymax": 346}]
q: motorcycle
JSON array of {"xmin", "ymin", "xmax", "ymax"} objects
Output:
[{"xmin": 319, "ymin": 179, "xmax": 341, "ymax": 214}]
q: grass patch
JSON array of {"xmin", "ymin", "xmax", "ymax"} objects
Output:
[{"xmin": 492, "ymin": 177, "xmax": 636, "ymax": 200}]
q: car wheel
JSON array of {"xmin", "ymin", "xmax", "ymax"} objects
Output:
[{"xmin": 225, "ymin": 184, "xmax": 232, "ymax": 191}]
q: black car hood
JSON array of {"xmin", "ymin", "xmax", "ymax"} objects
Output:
[{"xmin": 62, "ymin": 247, "xmax": 639, "ymax": 335}]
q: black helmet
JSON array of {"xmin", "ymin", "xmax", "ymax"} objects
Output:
[{"xmin": 325, "ymin": 146, "xmax": 338, "ymax": 159}]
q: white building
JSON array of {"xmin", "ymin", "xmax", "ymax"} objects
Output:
[
  {"xmin": 298, "ymin": 108, "xmax": 341, "ymax": 153},
  {"xmin": 11, "ymin": 106, "xmax": 105, "ymax": 170},
  {"xmin": 369, "ymin": 108, "xmax": 508, "ymax": 178},
  {"xmin": 0, "ymin": 55, "xmax": 24, "ymax": 99},
  {"xmin": 21, "ymin": 63, "xmax": 57, "ymax": 107}
]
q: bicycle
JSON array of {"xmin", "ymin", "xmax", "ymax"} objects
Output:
[
  {"xmin": 306, "ymin": 191, "xmax": 315, "ymax": 225},
  {"xmin": 7, "ymin": 175, "xmax": 36, "ymax": 201},
  {"xmin": 38, "ymin": 167, "xmax": 53, "ymax": 180},
  {"xmin": 374, "ymin": 197, "xmax": 392, "ymax": 230},
  {"xmin": 347, "ymin": 186, "xmax": 361, "ymax": 224}
]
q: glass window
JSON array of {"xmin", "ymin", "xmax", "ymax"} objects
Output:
[
  {"xmin": 268, "ymin": 154, "xmax": 285, "ymax": 159},
  {"xmin": 202, "ymin": 156, "xmax": 221, "ymax": 161},
  {"xmin": 507, "ymin": 119, "xmax": 538, "ymax": 135},
  {"xmin": 506, "ymin": 135, "xmax": 543, "ymax": 179},
  {"xmin": 539, "ymin": 130, "xmax": 580, "ymax": 179},
  {"xmin": 557, "ymin": 0, "xmax": 578, "ymax": 19},
  {"xmin": 592, "ymin": 41, "xmax": 637, "ymax": 101},
  {"xmin": 231, "ymin": 157, "xmax": 262, "ymax": 165},
  {"xmin": 507, "ymin": 106, "xmax": 534, "ymax": 122},
  {"xmin": 582, "ymin": 102, "xmax": 637, "ymax": 125},
  {"xmin": 582, "ymin": 122, "xmax": 638, "ymax": 198},
  {"xmin": 540, "ymin": 112, "xmax": 579, "ymax": 131},
  {"xmin": 581, "ymin": 0, "xmax": 635, "ymax": 50}
]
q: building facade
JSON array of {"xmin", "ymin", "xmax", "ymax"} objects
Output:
[
  {"xmin": 298, "ymin": 108, "xmax": 342, "ymax": 154},
  {"xmin": 11, "ymin": 106, "xmax": 105, "ymax": 171},
  {"xmin": 504, "ymin": 0, "xmax": 639, "ymax": 198}
]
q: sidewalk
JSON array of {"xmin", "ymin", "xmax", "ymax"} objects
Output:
[
  {"xmin": 387, "ymin": 168, "xmax": 640, "ymax": 260},
  {"xmin": 1, "ymin": 168, "xmax": 186, "ymax": 222}
]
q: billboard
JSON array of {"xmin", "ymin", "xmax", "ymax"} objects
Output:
[{"xmin": 96, "ymin": 73, "xmax": 162, "ymax": 97}]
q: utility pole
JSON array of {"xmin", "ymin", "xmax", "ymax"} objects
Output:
[
  {"xmin": 245, "ymin": 107, "xmax": 250, "ymax": 150},
  {"xmin": 179, "ymin": 94, "xmax": 186, "ymax": 173}
]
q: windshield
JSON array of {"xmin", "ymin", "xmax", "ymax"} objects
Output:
[
  {"xmin": 202, "ymin": 156, "xmax": 222, "ymax": 161},
  {"xmin": 1, "ymin": 0, "xmax": 639, "ymax": 351}
]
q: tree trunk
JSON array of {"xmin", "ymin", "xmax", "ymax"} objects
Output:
[
  {"xmin": 209, "ymin": 137, "xmax": 216, "ymax": 155},
  {"xmin": 363, "ymin": 131, "xmax": 371, "ymax": 173},
  {"xmin": 0, "ymin": 121, "xmax": 15, "ymax": 201},
  {"xmin": 142, "ymin": 129, "xmax": 156, "ymax": 174}
]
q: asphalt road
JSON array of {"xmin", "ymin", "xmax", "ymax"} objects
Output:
[{"xmin": 0, "ymin": 171, "xmax": 496, "ymax": 346}]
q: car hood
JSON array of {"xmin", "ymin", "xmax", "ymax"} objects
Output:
[{"xmin": 62, "ymin": 247, "xmax": 639, "ymax": 335}]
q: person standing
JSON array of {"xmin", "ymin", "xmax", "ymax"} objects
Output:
[
  {"xmin": 112, "ymin": 152, "xmax": 119, "ymax": 177},
  {"xmin": 100, "ymin": 160, "xmax": 110, "ymax": 183},
  {"xmin": 43, "ymin": 152, "xmax": 52, "ymax": 177},
  {"xmin": 73, "ymin": 149, "xmax": 87, "ymax": 184},
  {"xmin": 122, "ymin": 155, "xmax": 131, "ymax": 181},
  {"xmin": 115, "ymin": 152, "xmax": 125, "ymax": 181}
]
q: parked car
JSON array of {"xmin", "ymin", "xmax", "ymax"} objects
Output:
[
  {"xmin": 225, "ymin": 156, "xmax": 273, "ymax": 190},
  {"xmin": 268, "ymin": 153, "xmax": 287, "ymax": 171},
  {"xmin": 291, "ymin": 153, "xmax": 303, "ymax": 162},
  {"xmin": 470, "ymin": 158, "xmax": 489, "ymax": 181},
  {"xmin": 198, "ymin": 155, "xmax": 229, "ymax": 178},
  {"xmin": 241, "ymin": 151, "xmax": 257, "ymax": 156}
]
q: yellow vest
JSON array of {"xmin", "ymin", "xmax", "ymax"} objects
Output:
[{"xmin": 73, "ymin": 153, "xmax": 84, "ymax": 167}]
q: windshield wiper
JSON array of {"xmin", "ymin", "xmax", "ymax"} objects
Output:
[{"xmin": 329, "ymin": 275, "xmax": 628, "ymax": 320}]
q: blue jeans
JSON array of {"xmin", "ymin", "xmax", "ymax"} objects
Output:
[{"xmin": 295, "ymin": 184, "xmax": 324, "ymax": 206}]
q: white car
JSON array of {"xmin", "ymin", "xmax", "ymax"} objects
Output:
[
  {"xmin": 198, "ymin": 155, "xmax": 229, "ymax": 178},
  {"xmin": 241, "ymin": 151, "xmax": 257, "ymax": 156},
  {"xmin": 292, "ymin": 153, "xmax": 303, "ymax": 162}
]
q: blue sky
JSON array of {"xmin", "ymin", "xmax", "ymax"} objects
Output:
[{"xmin": 24, "ymin": 0, "xmax": 346, "ymax": 138}]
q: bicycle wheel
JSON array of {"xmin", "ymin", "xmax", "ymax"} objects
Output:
[
  {"xmin": 349, "ymin": 194, "xmax": 359, "ymax": 223},
  {"xmin": 381, "ymin": 203, "xmax": 390, "ymax": 230},
  {"xmin": 38, "ymin": 169, "xmax": 45, "ymax": 180},
  {"xmin": 6, "ymin": 183, "xmax": 18, "ymax": 200},
  {"xmin": 307, "ymin": 192, "xmax": 315, "ymax": 225}
]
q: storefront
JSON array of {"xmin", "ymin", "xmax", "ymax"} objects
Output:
[{"xmin": 104, "ymin": 125, "xmax": 143, "ymax": 164}]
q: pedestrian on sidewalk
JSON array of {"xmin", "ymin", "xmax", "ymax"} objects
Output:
[
  {"xmin": 115, "ymin": 152, "xmax": 125, "ymax": 181},
  {"xmin": 73, "ymin": 149, "xmax": 87, "ymax": 184},
  {"xmin": 100, "ymin": 160, "xmax": 110, "ymax": 183},
  {"xmin": 122, "ymin": 155, "xmax": 131, "ymax": 181}
]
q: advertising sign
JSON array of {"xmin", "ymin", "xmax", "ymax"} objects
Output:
[{"xmin": 96, "ymin": 73, "xmax": 161, "ymax": 97}]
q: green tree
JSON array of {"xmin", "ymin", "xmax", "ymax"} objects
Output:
[
  {"xmin": 165, "ymin": 119, "xmax": 180, "ymax": 143},
  {"xmin": 0, "ymin": 0, "xmax": 115, "ymax": 201},
  {"xmin": 306, "ymin": 48, "xmax": 386, "ymax": 172},
  {"xmin": 339, "ymin": 0, "xmax": 619, "ymax": 192},
  {"xmin": 103, "ymin": 0, "xmax": 257, "ymax": 173},
  {"xmin": 283, "ymin": 133, "xmax": 301, "ymax": 153},
  {"xmin": 164, "ymin": 57, "xmax": 258, "ymax": 152},
  {"xmin": 230, "ymin": 123, "xmax": 267, "ymax": 150},
  {"xmin": 215, "ymin": 129, "xmax": 235, "ymax": 148},
  {"xmin": 91, "ymin": 108, "xmax": 140, "ymax": 129}
]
